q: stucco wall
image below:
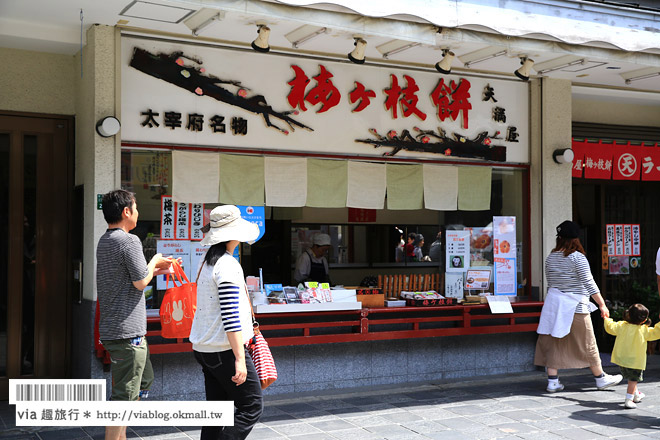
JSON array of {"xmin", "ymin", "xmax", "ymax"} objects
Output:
[
  {"xmin": 530, "ymin": 78, "xmax": 573, "ymax": 298},
  {"xmin": 0, "ymin": 47, "xmax": 75, "ymax": 115},
  {"xmin": 573, "ymin": 99, "xmax": 660, "ymax": 127}
]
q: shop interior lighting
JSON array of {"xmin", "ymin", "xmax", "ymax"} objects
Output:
[
  {"xmin": 286, "ymin": 25, "xmax": 328, "ymax": 49},
  {"xmin": 514, "ymin": 57, "xmax": 535, "ymax": 81},
  {"xmin": 460, "ymin": 47, "xmax": 507, "ymax": 68},
  {"xmin": 251, "ymin": 25, "xmax": 271, "ymax": 53},
  {"xmin": 183, "ymin": 8, "xmax": 224, "ymax": 36},
  {"xmin": 624, "ymin": 71, "xmax": 660, "ymax": 85},
  {"xmin": 435, "ymin": 49, "xmax": 455, "ymax": 74},
  {"xmin": 348, "ymin": 37, "xmax": 367, "ymax": 64},
  {"xmin": 377, "ymin": 40, "xmax": 421, "ymax": 59},
  {"xmin": 536, "ymin": 59, "xmax": 585, "ymax": 75}
]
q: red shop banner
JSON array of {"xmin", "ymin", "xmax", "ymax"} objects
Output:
[
  {"xmin": 571, "ymin": 140, "xmax": 585, "ymax": 178},
  {"xmin": 612, "ymin": 144, "xmax": 642, "ymax": 181},
  {"xmin": 583, "ymin": 141, "xmax": 612, "ymax": 180},
  {"xmin": 641, "ymin": 146, "xmax": 660, "ymax": 181},
  {"xmin": 572, "ymin": 140, "xmax": 660, "ymax": 181}
]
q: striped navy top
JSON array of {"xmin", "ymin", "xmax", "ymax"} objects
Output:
[{"xmin": 545, "ymin": 250, "xmax": 599, "ymax": 314}]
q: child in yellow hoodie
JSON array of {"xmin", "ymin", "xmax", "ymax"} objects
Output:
[{"xmin": 604, "ymin": 303, "xmax": 660, "ymax": 409}]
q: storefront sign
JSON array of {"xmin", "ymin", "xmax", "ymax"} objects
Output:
[
  {"xmin": 445, "ymin": 230, "xmax": 470, "ymax": 272},
  {"xmin": 122, "ymin": 37, "xmax": 529, "ymax": 164},
  {"xmin": 348, "ymin": 208, "xmax": 376, "ymax": 222},
  {"xmin": 606, "ymin": 223, "xmax": 641, "ymax": 256}
]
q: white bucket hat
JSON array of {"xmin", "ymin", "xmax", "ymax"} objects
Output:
[{"xmin": 200, "ymin": 205, "xmax": 259, "ymax": 246}]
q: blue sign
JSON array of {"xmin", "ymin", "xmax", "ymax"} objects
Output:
[{"xmin": 237, "ymin": 205, "xmax": 265, "ymax": 243}]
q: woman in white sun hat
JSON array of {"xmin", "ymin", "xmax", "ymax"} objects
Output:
[{"xmin": 189, "ymin": 205, "xmax": 263, "ymax": 440}]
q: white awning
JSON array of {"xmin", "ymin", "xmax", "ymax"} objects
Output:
[{"xmin": 266, "ymin": 0, "xmax": 660, "ymax": 52}]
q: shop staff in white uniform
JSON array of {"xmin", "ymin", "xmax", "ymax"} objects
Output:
[{"xmin": 294, "ymin": 233, "xmax": 332, "ymax": 284}]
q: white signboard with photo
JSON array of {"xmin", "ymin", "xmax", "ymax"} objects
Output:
[{"xmin": 445, "ymin": 230, "xmax": 470, "ymax": 272}]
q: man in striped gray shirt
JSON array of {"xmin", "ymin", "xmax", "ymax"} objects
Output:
[{"xmin": 97, "ymin": 190, "xmax": 173, "ymax": 440}]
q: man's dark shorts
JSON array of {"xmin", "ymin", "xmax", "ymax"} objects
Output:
[{"xmin": 102, "ymin": 337, "xmax": 154, "ymax": 401}]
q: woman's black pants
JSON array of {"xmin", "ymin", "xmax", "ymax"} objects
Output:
[{"xmin": 193, "ymin": 347, "xmax": 264, "ymax": 440}]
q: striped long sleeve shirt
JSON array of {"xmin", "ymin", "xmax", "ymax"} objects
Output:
[
  {"xmin": 545, "ymin": 250, "xmax": 599, "ymax": 314},
  {"xmin": 189, "ymin": 252, "xmax": 254, "ymax": 352},
  {"xmin": 218, "ymin": 282, "xmax": 242, "ymax": 332}
]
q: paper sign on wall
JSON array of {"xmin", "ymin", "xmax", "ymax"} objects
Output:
[
  {"xmin": 190, "ymin": 203, "xmax": 205, "ymax": 241},
  {"xmin": 446, "ymin": 230, "xmax": 470, "ymax": 272},
  {"xmin": 160, "ymin": 196, "xmax": 175, "ymax": 240},
  {"xmin": 607, "ymin": 223, "xmax": 641, "ymax": 256},
  {"xmin": 444, "ymin": 272, "xmax": 464, "ymax": 299},
  {"xmin": 493, "ymin": 216, "xmax": 517, "ymax": 296},
  {"xmin": 175, "ymin": 202, "xmax": 190, "ymax": 240}
]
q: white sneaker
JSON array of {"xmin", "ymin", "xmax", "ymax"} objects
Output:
[
  {"xmin": 546, "ymin": 381, "xmax": 564, "ymax": 393},
  {"xmin": 633, "ymin": 390, "xmax": 645, "ymax": 403},
  {"xmin": 624, "ymin": 398, "xmax": 637, "ymax": 409},
  {"xmin": 595, "ymin": 374, "xmax": 623, "ymax": 390}
]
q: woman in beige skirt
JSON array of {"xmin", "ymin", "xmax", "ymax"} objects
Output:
[{"xmin": 534, "ymin": 220, "xmax": 622, "ymax": 393}]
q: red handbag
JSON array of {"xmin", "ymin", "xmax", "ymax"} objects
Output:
[
  {"xmin": 243, "ymin": 287, "xmax": 277, "ymax": 389},
  {"xmin": 160, "ymin": 261, "xmax": 197, "ymax": 339},
  {"xmin": 246, "ymin": 325, "xmax": 277, "ymax": 389}
]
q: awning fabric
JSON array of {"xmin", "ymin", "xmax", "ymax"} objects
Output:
[
  {"xmin": 264, "ymin": 156, "xmax": 308, "ymax": 206},
  {"xmin": 172, "ymin": 150, "xmax": 219, "ymax": 203},
  {"xmin": 269, "ymin": 0, "xmax": 660, "ymax": 52},
  {"xmin": 386, "ymin": 164, "xmax": 423, "ymax": 210},
  {"xmin": 458, "ymin": 166, "xmax": 492, "ymax": 211},
  {"xmin": 306, "ymin": 158, "xmax": 348, "ymax": 208},
  {"xmin": 219, "ymin": 153, "xmax": 265, "ymax": 205},
  {"xmin": 172, "ymin": 152, "xmax": 492, "ymax": 210},
  {"xmin": 423, "ymin": 164, "xmax": 458, "ymax": 211},
  {"xmin": 347, "ymin": 161, "xmax": 387, "ymax": 209}
]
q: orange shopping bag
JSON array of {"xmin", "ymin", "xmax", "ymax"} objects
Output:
[{"xmin": 159, "ymin": 261, "xmax": 197, "ymax": 339}]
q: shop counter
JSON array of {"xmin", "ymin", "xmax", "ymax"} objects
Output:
[{"xmin": 94, "ymin": 301, "xmax": 543, "ymax": 363}]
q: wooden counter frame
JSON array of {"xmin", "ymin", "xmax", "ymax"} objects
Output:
[{"xmin": 95, "ymin": 302, "xmax": 543, "ymax": 363}]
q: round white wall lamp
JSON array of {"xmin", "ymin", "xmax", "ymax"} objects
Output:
[
  {"xmin": 553, "ymin": 148, "xmax": 574, "ymax": 164},
  {"xmin": 96, "ymin": 116, "xmax": 121, "ymax": 137}
]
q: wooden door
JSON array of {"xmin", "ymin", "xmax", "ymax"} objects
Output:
[{"xmin": 0, "ymin": 113, "xmax": 73, "ymax": 399}]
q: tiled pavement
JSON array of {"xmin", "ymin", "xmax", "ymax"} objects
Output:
[{"xmin": 3, "ymin": 355, "xmax": 660, "ymax": 439}]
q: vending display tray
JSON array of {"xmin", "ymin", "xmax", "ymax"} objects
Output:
[{"xmin": 405, "ymin": 297, "xmax": 458, "ymax": 307}]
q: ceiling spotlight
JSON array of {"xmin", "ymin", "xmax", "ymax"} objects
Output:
[
  {"xmin": 435, "ymin": 49, "xmax": 455, "ymax": 74},
  {"xmin": 348, "ymin": 38, "xmax": 367, "ymax": 64},
  {"xmin": 251, "ymin": 25, "xmax": 271, "ymax": 53},
  {"xmin": 514, "ymin": 57, "xmax": 535, "ymax": 81}
]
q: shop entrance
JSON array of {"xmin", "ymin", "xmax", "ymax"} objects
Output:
[{"xmin": 0, "ymin": 113, "xmax": 73, "ymax": 399}]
